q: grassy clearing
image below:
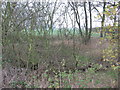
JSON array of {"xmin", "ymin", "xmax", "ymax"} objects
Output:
[{"xmin": 21, "ymin": 29, "xmax": 100, "ymax": 37}]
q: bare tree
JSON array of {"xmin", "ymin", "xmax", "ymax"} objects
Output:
[
  {"xmin": 69, "ymin": 1, "xmax": 93, "ymax": 44},
  {"xmin": 68, "ymin": 2, "xmax": 83, "ymax": 39}
]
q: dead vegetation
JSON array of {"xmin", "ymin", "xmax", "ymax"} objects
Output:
[{"xmin": 2, "ymin": 35, "xmax": 118, "ymax": 88}]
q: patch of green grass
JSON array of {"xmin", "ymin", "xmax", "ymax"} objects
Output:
[
  {"xmin": 10, "ymin": 81, "xmax": 27, "ymax": 88},
  {"xmin": 95, "ymin": 80, "xmax": 101, "ymax": 85},
  {"xmin": 91, "ymin": 32, "xmax": 100, "ymax": 37},
  {"xmin": 76, "ymin": 55, "xmax": 91, "ymax": 67},
  {"xmin": 103, "ymin": 86, "xmax": 112, "ymax": 88},
  {"xmin": 106, "ymin": 69, "xmax": 118, "ymax": 79},
  {"xmin": 21, "ymin": 29, "xmax": 100, "ymax": 37}
]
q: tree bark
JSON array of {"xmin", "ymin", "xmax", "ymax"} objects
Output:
[
  {"xmin": 68, "ymin": 2, "xmax": 83, "ymax": 37},
  {"xmin": 88, "ymin": 2, "xmax": 92, "ymax": 39},
  {"xmin": 100, "ymin": 2, "xmax": 106, "ymax": 37},
  {"xmin": 84, "ymin": 2, "xmax": 88, "ymax": 44},
  {"xmin": 113, "ymin": 2, "xmax": 116, "ymax": 26}
]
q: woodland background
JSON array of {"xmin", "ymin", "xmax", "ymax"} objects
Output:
[{"xmin": 1, "ymin": 0, "xmax": 120, "ymax": 88}]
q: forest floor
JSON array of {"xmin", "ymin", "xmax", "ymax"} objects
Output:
[{"xmin": 2, "ymin": 36, "xmax": 119, "ymax": 88}]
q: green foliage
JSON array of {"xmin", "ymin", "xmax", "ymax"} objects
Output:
[
  {"xmin": 48, "ymin": 76, "xmax": 59, "ymax": 88},
  {"xmin": 95, "ymin": 80, "xmax": 101, "ymax": 85},
  {"xmin": 101, "ymin": 5, "xmax": 119, "ymax": 72},
  {"xmin": 10, "ymin": 80, "xmax": 40, "ymax": 88},
  {"xmin": 76, "ymin": 55, "xmax": 91, "ymax": 67},
  {"xmin": 106, "ymin": 69, "xmax": 118, "ymax": 79},
  {"xmin": 2, "ymin": 1, "xmax": 119, "ymax": 88},
  {"xmin": 10, "ymin": 81, "xmax": 27, "ymax": 88}
]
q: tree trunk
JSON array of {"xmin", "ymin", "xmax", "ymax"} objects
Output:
[
  {"xmin": 113, "ymin": 2, "xmax": 116, "ymax": 26},
  {"xmin": 84, "ymin": 2, "xmax": 88, "ymax": 44},
  {"xmin": 88, "ymin": 2, "xmax": 92, "ymax": 39},
  {"xmin": 100, "ymin": 2, "xmax": 106, "ymax": 37}
]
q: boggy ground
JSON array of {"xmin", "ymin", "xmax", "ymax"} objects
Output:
[{"xmin": 2, "ymin": 35, "xmax": 118, "ymax": 88}]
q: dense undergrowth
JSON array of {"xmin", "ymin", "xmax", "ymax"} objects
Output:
[{"xmin": 2, "ymin": 31, "xmax": 119, "ymax": 88}]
